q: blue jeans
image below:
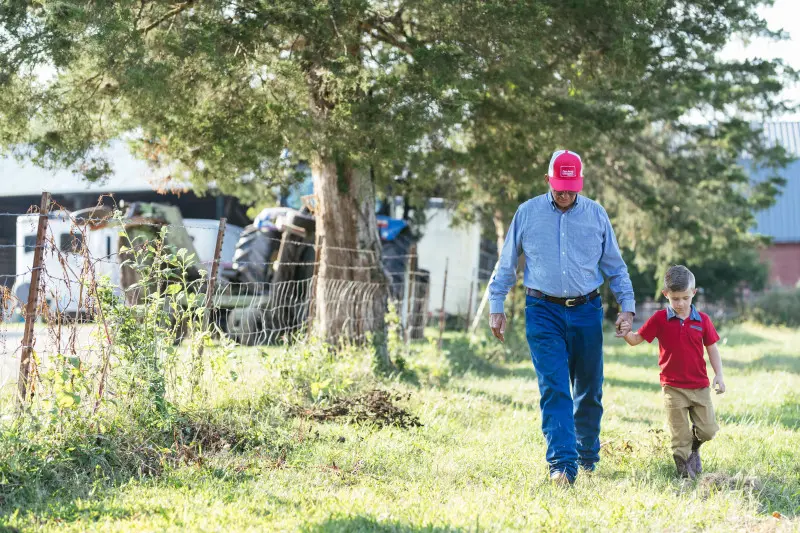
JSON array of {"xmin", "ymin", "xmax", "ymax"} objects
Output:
[{"xmin": 525, "ymin": 293, "xmax": 604, "ymax": 481}]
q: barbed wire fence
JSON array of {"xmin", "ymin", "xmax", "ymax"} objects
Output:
[{"xmin": 2, "ymin": 193, "xmax": 494, "ymax": 412}]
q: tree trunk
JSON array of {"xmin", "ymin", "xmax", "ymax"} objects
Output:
[
  {"xmin": 311, "ymin": 153, "xmax": 392, "ymax": 368},
  {"xmin": 493, "ymin": 209, "xmax": 506, "ymax": 259}
]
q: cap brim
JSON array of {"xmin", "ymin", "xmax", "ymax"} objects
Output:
[{"xmin": 549, "ymin": 177, "xmax": 583, "ymax": 192}]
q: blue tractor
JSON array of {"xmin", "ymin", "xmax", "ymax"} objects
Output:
[{"xmin": 220, "ymin": 205, "xmax": 423, "ymax": 344}]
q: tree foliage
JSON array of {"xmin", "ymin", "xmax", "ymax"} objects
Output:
[{"xmin": 0, "ymin": 1, "xmax": 796, "ymax": 314}]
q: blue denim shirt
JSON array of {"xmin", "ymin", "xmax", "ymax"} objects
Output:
[{"xmin": 488, "ymin": 193, "xmax": 635, "ymax": 314}]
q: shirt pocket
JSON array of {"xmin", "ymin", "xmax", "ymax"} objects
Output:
[
  {"xmin": 570, "ymin": 221, "xmax": 603, "ymax": 265},
  {"xmin": 687, "ymin": 324, "xmax": 705, "ymax": 347}
]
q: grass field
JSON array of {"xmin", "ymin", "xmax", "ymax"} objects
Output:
[{"xmin": 1, "ymin": 322, "xmax": 798, "ymax": 532}]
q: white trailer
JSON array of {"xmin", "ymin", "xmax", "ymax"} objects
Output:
[{"xmin": 11, "ymin": 212, "xmax": 241, "ymax": 314}]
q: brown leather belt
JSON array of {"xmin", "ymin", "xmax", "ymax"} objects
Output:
[{"xmin": 526, "ymin": 288, "xmax": 600, "ymax": 307}]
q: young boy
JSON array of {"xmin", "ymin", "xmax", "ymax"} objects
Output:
[{"xmin": 621, "ymin": 265, "xmax": 726, "ymax": 479}]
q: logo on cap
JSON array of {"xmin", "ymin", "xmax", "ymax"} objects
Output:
[{"xmin": 560, "ymin": 166, "xmax": 575, "ymax": 178}]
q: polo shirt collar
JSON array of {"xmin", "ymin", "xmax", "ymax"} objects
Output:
[
  {"xmin": 547, "ymin": 191, "xmax": 580, "ymax": 211},
  {"xmin": 666, "ymin": 304, "xmax": 701, "ymax": 321}
]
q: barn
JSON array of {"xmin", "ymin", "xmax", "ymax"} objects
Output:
[{"xmin": 752, "ymin": 122, "xmax": 800, "ymax": 287}]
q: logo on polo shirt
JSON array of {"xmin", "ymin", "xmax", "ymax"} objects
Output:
[{"xmin": 560, "ymin": 166, "xmax": 576, "ymax": 178}]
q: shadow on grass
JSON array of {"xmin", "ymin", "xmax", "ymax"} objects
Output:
[
  {"xmin": 695, "ymin": 470, "xmax": 800, "ymax": 518},
  {"xmin": 753, "ymin": 475, "xmax": 800, "ymax": 518},
  {"xmin": 303, "ymin": 516, "xmax": 463, "ymax": 533},
  {"xmin": 0, "ymin": 408, "xmax": 280, "ymax": 524},
  {"xmin": 604, "ymin": 377, "xmax": 662, "ymax": 393},
  {"xmin": 604, "ymin": 457, "xmax": 800, "ymax": 518},
  {"xmin": 718, "ymin": 329, "xmax": 771, "ymax": 346},
  {"xmin": 440, "ymin": 336, "xmax": 513, "ymax": 378},
  {"xmin": 745, "ymin": 354, "xmax": 800, "ymax": 375},
  {"xmin": 452, "ymin": 385, "xmax": 540, "ymax": 413},
  {"xmin": 720, "ymin": 398, "xmax": 800, "ymax": 431},
  {"xmin": 606, "ymin": 350, "xmax": 800, "ymax": 376}
]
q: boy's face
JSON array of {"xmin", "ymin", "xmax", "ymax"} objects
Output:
[{"xmin": 662, "ymin": 288, "xmax": 697, "ymax": 317}]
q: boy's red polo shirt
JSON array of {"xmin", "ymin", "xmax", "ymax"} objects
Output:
[{"xmin": 638, "ymin": 305, "xmax": 720, "ymax": 389}]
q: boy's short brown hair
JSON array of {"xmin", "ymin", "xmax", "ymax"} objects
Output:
[{"xmin": 664, "ymin": 265, "xmax": 696, "ymax": 293}]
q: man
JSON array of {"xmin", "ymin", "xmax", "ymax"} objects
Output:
[{"xmin": 488, "ymin": 149, "xmax": 635, "ymax": 486}]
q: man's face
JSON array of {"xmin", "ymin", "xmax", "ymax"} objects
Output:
[
  {"xmin": 545, "ymin": 176, "xmax": 578, "ymax": 209},
  {"xmin": 662, "ymin": 288, "xmax": 697, "ymax": 317},
  {"xmin": 551, "ymin": 189, "xmax": 578, "ymax": 209}
]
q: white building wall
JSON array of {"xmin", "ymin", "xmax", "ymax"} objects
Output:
[{"xmin": 414, "ymin": 204, "xmax": 481, "ymax": 316}]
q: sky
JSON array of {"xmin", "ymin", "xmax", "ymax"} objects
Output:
[{"xmin": 719, "ymin": 0, "xmax": 800, "ymax": 120}]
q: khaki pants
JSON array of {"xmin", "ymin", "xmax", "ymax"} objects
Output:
[{"xmin": 663, "ymin": 385, "xmax": 719, "ymax": 461}]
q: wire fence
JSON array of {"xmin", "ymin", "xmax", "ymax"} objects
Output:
[{"xmin": 1, "ymin": 195, "xmax": 475, "ymax": 407}]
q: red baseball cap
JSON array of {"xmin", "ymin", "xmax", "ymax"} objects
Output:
[{"xmin": 547, "ymin": 150, "xmax": 584, "ymax": 192}]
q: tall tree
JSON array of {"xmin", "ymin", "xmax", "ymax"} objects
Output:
[{"xmin": 0, "ymin": 1, "xmax": 795, "ymax": 342}]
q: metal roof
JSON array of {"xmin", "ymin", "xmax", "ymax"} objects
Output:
[
  {"xmin": 761, "ymin": 121, "xmax": 800, "ymax": 156},
  {"xmin": 0, "ymin": 141, "xmax": 179, "ymax": 197},
  {"xmin": 752, "ymin": 122, "xmax": 800, "ymax": 242}
]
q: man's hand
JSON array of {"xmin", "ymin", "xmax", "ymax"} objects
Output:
[
  {"xmin": 490, "ymin": 313, "xmax": 507, "ymax": 343},
  {"xmin": 712, "ymin": 374, "xmax": 726, "ymax": 394},
  {"xmin": 615, "ymin": 312, "xmax": 634, "ymax": 338}
]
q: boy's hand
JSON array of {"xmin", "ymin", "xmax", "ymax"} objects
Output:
[
  {"xmin": 712, "ymin": 375, "xmax": 726, "ymax": 394},
  {"xmin": 618, "ymin": 320, "xmax": 633, "ymax": 337},
  {"xmin": 615, "ymin": 312, "xmax": 633, "ymax": 338}
]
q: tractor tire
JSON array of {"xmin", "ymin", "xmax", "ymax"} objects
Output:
[
  {"xmin": 291, "ymin": 243, "xmax": 317, "ymax": 328},
  {"xmin": 225, "ymin": 307, "xmax": 264, "ymax": 346},
  {"xmin": 231, "ymin": 227, "xmax": 281, "ymax": 285}
]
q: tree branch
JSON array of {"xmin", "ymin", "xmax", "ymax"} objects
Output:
[
  {"xmin": 141, "ymin": 1, "xmax": 194, "ymax": 34},
  {"xmin": 359, "ymin": 21, "xmax": 414, "ymax": 56}
]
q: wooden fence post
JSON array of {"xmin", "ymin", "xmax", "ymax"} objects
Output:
[
  {"xmin": 404, "ymin": 244, "xmax": 417, "ymax": 344},
  {"xmin": 204, "ymin": 218, "xmax": 226, "ymax": 328},
  {"xmin": 18, "ymin": 192, "xmax": 50, "ymax": 405},
  {"xmin": 465, "ymin": 280, "xmax": 474, "ymax": 332},
  {"xmin": 437, "ymin": 259, "xmax": 449, "ymax": 351},
  {"xmin": 306, "ymin": 234, "xmax": 323, "ymax": 338},
  {"xmin": 195, "ymin": 218, "xmax": 226, "ymax": 364}
]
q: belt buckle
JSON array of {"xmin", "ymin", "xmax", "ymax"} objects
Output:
[{"xmin": 565, "ymin": 298, "xmax": 577, "ymax": 307}]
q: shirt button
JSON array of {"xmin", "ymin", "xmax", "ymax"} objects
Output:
[{"xmin": 562, "ymin": 271, "xmax": 566, "ymax": 274}]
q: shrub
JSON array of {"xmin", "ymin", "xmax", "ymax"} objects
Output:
[{"xmin": 750, "ymin": 288, "xmax": 800, "ymax": 327}]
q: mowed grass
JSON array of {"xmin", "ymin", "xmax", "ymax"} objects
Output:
[{"xmin": 2, "ymin": 323, "xmax": 799, "ymax": 532}]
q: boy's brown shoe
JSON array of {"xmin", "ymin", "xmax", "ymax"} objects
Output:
[
  {"xmin": 689, "ymin": 437, "xmax": 703, "ymax": 475},
  {"xmin": 673, "ymin": 454, "xmax": 696, "ymax": 480},
  {"xmin": 687, "ymin": 450, "xmax": 701, "ymax": 475}
]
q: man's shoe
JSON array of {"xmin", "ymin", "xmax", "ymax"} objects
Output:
[
  {"xmin": 579, "ymin": 463, "xmax": 596, "ymax": 476},
  {"xmin": 550, "ymin": 471, "xmax": 572, "ymax": 487},
  {"xmin": 673, "ymin": 454, "xmax": 696, "ymax": 480}
]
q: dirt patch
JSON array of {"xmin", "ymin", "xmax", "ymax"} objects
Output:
[
  {"xmin": 293, "ymin": 390, "xmax": 422, "ymax": 429},
  {"xmin": 169, "ymin": 418, "xmax": 244, "ymax": 466}
]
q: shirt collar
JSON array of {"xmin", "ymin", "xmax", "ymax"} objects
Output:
[
  {"xmin": 547, "ymin": 191, "xmax": 580, "ymax": 211},
  {"xmin": 666, "ymin": 305, "xmax": 701, "ymax": 321}
]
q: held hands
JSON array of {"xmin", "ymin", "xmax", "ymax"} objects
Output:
[
  {"xmin": 490, "ymin": 313, "xmax": 507, "ymax": 343},
  {"xmin": 712, "ymin": 374, "xmax": 726, "ymax": 394},
  {"xmin": 615, "ymin": 312, "xmax": 634, "ymax": 338}
]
